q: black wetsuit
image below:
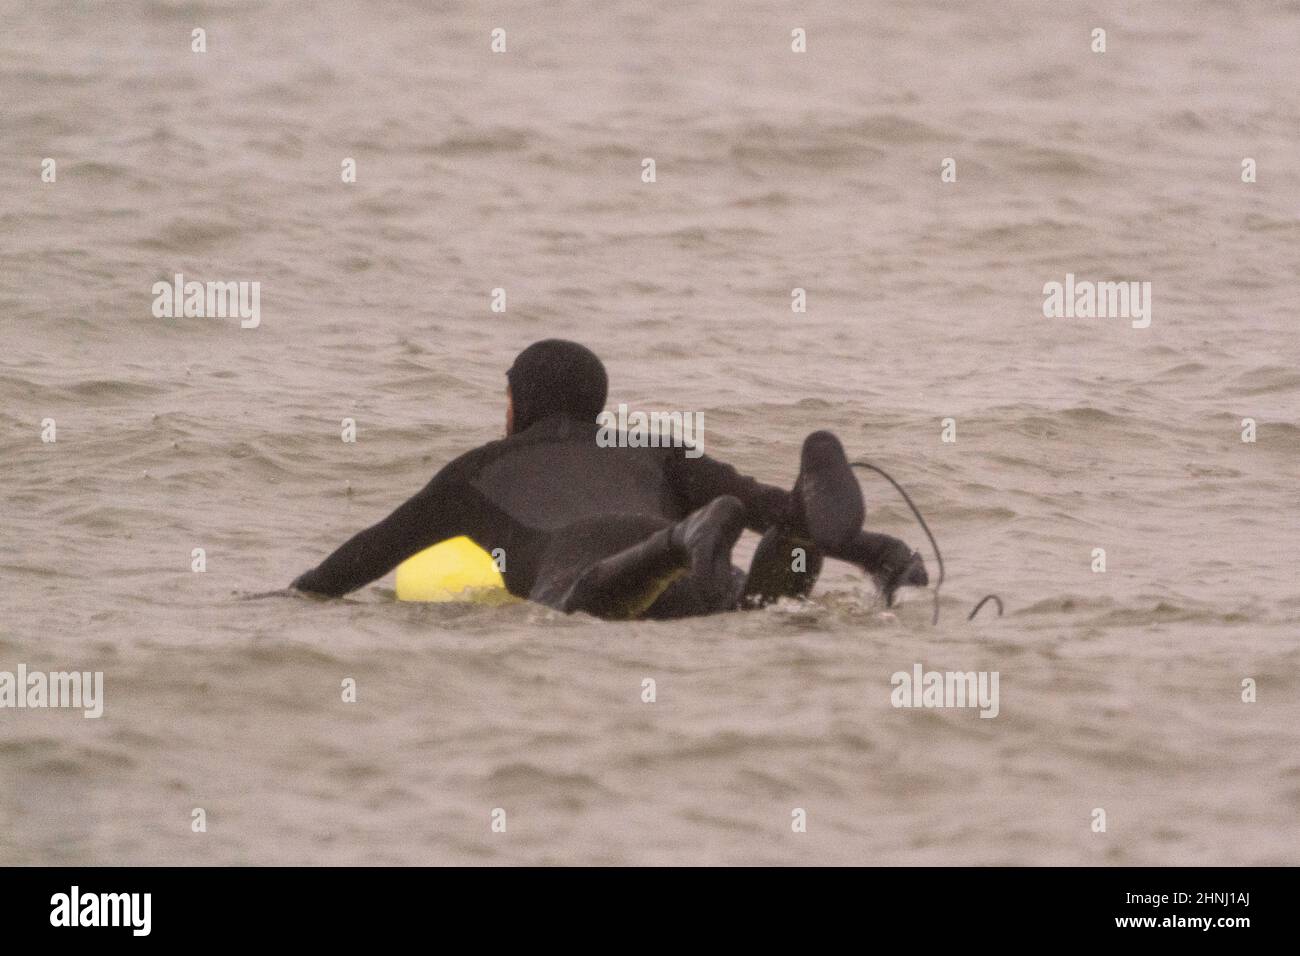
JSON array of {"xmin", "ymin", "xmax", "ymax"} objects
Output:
[
  {"xmin": 293, "ymin": 413, "xmax": 790, "ymax": 608},
  {"xmin": 292, "ymin": 340, "xmax": 918, "ymax": 617}
]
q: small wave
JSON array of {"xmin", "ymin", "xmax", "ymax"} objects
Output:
[
  {"xmin": 731, "ymin": 190, "xmax": 795, "ymax": 209},
  {"xmin": 1088, "ymin": 602, "xmax": 1210, "ymax": 626},
  {"xmin": 1017, "ymin": 595, "xmax": 1117, "ymax": 615},
  {"xmin": 1231, "ymin": 366, "xmax": 1300, "ymax": 396},
  {"xmin": 1153, "ymin": 361, "xmax": 1211, "ymax": 379},
  {"xmin": 137, "ymin": 217, "xmax": 248, "ymax": 251},
  {"xmin": 1059, "ymin": 406, "xmax": 1127, "ymax": 425},
  {"xmin": 423, "ymin": 128, "xmax": 532, "ymax": 156},
  {"xmin": 1012, "ymin": 147, "xmax": 1107, "ymax": 178},
  {"xmin": 66, "ymin": 379, "xmax": 169, "ymax": 400},
  {"xmin": 62, "ymin": 160, "xmax": 133, "ymax": 182},
  {"xmin": 485, "ymin": 762, "xmax": 606, "ymax": 795},
  {"xmin": 1242, "ymin": 213, "xmax": 1300, "ymax": 234},
  {"xmin": 1163, "ymin": 109, "xmax": 1209, "ymax": 131},
  {"xmin": 726, "ymin": 116, "xmax": 938, "ymax": 169},
  {"xmin": 243, "ymin": 641, "xmax": 347, "ymax": 668}
]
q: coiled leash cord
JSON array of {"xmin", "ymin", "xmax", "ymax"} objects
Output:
[{"xmin": 849, "ymin": 461, "xmax": 1003, "ymax": 625}]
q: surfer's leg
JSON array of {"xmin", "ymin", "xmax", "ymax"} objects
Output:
[
  {"xmin": 643, "ymin": 565, "xmax": 746, "ymax": 620},
  {"xmin": 791, "ymin": 430, "xmax": 864, "ymax": 552},
  {"xmin": 794, "ymin": 431, "xmax": 932, "ymax": 605},
  {"xmin": 543, "ymin": 496, "xmax": 746, "ymax": 620},
  {"xmin": 734, "ymin": 430, "xmax": 928, "ymax": 608},
  {"xmin": 527, "ymin": 513, "xmax": 670, "ymax": 613},
  {"xmin": 734, "ymin": 430, "xmax": 861, "ymax": 607},
  {"xmin": 739, "ymin": 526, "xmax": 824, "ymax": 608}
]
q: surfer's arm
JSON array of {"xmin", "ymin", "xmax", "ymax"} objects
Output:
[
  {"xmin": 671, "ymin": 451, "xmax": 907, "ymax": 565},
  {"xmin": 291, "ymin": 475, "xmax": 460, "ymax": 597},
  {"xmin": 666, "ymin": 451, "xmax": 794, "ymax": 533},
  {"xmin": 826, "ymin": 529, "xmax": 928, "ymax": 595}
]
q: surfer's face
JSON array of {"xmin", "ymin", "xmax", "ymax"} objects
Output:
[{"xmin": 505, "ymin": 385, "xmax": 515, "ymax": 436}]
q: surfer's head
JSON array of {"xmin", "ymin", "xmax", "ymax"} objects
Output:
[{"xmin": 506, "ymin": 339, "xmax": 608, "ymax": 434}]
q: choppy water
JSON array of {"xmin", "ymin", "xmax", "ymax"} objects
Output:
[{"xmin": 1, "ymin": 0, "xmax": 1297, "ymax": 865}]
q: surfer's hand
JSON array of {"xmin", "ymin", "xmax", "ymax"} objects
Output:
[
  {"xmin": 845, "ymin": 533, "xmax": 928, "ymax": 606},
  {"xmin": 870, "ymin": 546, "xmax": 929, "ymax": 607}
]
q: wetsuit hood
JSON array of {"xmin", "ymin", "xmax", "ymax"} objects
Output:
[{"xmin": 506, "ymin": 339, "xmax": 608, "ymax": 433}]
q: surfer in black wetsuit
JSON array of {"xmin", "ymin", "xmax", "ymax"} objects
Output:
[{"xmin": 291, "ymin": 339, "xmax": 928, "ymax": 618}]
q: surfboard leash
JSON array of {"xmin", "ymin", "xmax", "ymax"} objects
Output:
[{"xmin": 849, "ymin": 460, "xmax": 1003, "ymax": 625}]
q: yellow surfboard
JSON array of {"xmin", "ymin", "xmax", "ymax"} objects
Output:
[{"xmin": 394, "ymin": 536, "xmax": 515, "ymax": 603}]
